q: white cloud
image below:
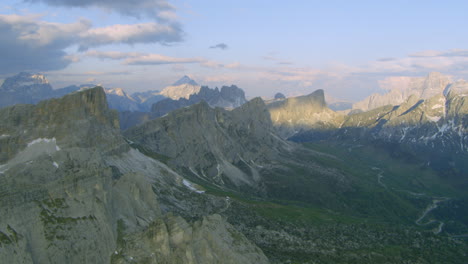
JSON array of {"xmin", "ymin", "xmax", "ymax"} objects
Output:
[
  {"xmin": 0, "ymin": 14, "xmax": 183, "ymax": 74},
  {"xmin": 86, "ymin": 50, "xmax": 223, "ymax": 67},
  {"xmin": 79, "ymin": 22, "xmax": 182, "ymax": 50},
  {"xmin": 409, "ymin": 49, "xmax": 468, "ymax": 58},
  {"xmin": 25, "ymin": 0, "xmax": 176, "ymax": 21},
  {"xmin": 0, "ymin": 14, "xmax": 87, "ymax": 74},
  {"xmin": 124, "ymin": 54, "xmax": 204, "ymax": 65}
]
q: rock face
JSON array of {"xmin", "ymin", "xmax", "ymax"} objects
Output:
[
  {"xmin": 291, "ymin": 91, "xmax": 468, "ymax": 180},
  {"xmin": 105, "ymin": 88, "xmax": 166, "ymax": 112},
  {"xmin": 131, "ymin": 90, "xmax": 166, "ymax": 111},
  {"xmin": 153, "ymin": 85, "xmax": 247, "ymax": 114},
  {"xmin": 118, "ymin": 85, "xmax": 249, "ymax": 130},
  {"xmin": 114, "ymin": 214, "xmax": 268, "ymax": 264},
  {"xmin": 125, "ymin": 98, "xmax": 292, "ymax": 189},
  {"xmin": 105, "ymin": 88, "xmax": 142, "ymax": 112},
  {"xmin": 160, "ymin": 76, "xmax": 201, "ymax": 100},
  {"xmin": 353, "ymin": 72, "xmax": 453, "ymax": 111},
  {"xmin": 274, "ymin": 92, "xmax": 286, "ymax": 99},
  {"xmin": 0, "ymin": 87, "xmax": 269, "ymax": 263},
  {"xmin": 267, "ymin": 89, "xmax": 344, "ymax": 138},
  {"xmin": 0, "ymin": 72, "xmax": 81, "ymax": 108},
  {"xmin": 340, "ymin": 92, "xmax": 468, "ymax": 153}
]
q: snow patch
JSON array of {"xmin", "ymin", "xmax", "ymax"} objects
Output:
[
  {"xmin": 426, "ymin": 115, "xmax": 441, "ymax": 122},
  {"xmin": 182, "ymin": 179, "xmax": 205, "ymax": 194},
  {"xmin": 28, "ymin": 138, "xmax": 56, "ymax": 147},
  {"xmin": 53, "ymin": 162, "xmax": 59, "ymax": 168},
  {"xmin": 431, "ymin": 104, "xmax": 443, "ymax": 109},
  {"xmin": 0, "ymin": 134, "xmax": 9, "ymax": 139}
]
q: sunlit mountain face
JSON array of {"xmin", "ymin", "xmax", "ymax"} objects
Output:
[{"xmin": 1, "ymin": 1, "xmax": 468, "ymax": 263}]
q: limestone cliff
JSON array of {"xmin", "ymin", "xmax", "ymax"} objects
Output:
[
  {"xmin": 125, "ymin": 98, "xmax": 293, "ymax": 189},
  {"xmin": 0, "ymin": 87, "xmax": 269, "ymax": 263},
  {"xmin": 353, "ymin": 72, "xmax": 453, "ymax": 111},
  {"xmin": 267, "ymin": 89, "xmax": 344, "ymax": 138}
]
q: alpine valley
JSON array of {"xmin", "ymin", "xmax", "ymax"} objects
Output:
[{"xmin": 0, "ymin": 72, "xmax": 467, "ymax": 264}]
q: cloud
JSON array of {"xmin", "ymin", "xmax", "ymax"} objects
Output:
[
  {"xmin": 79, "ymin": 22, "xmax": 182, "ymax": 50},
  {"xmin": 85, "ymin": 50, "xmax": 140, "ymax": 60},
  {"xmin": 0, "ymin": 14, "xmax": 183, "ymax": 74},
  {"xmin": 377, "ymin": 57, "xmax": 396, "ymax": 62},
  {"xmin": 200, "ymin": 60, "xmax": 224, "ymax": 68},
  {"xmin": 22, "ymin": 0, "xmax": 185, "ymax": 50},
  {"xmin": 209, "ymin": 43, "xmax": 228, "ymax": 50},
  {"xmin": 124, "ymin": 54, "xmax": 204, "ymax": 65},
  {"xmin": 262, "ymin": 55, "xmax": 293, "ymax": 65},
  {"xmin": 409, "ymin": 49, "xmax": 468, "ymax": 58},
  {"xmin": 0, "ymin": 14, "xmax": 88, "ymax": 74},
  {"xmin": 24, "ymin": 0, "xmax": 177, "ymax": 21},
  {"xmin": 86, "ymin": 50, "xmax": 205, "ymax": 65},
  {"xmin": 53, "ymin": 70, "xmax": 131, "ymax": 77}
]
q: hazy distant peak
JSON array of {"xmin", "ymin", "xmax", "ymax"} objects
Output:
[
  {"xmin": 105, "ymin": 87, "xmax": 128, "ymax": 97},
  {"xmin": 1, "ymin": 72, "xmax": 50, "ymax": 91},
  {"xmin": 172, "ymin": 75, "xmax": 198, "ymax": 86},
  {"xmin": 307, "ymin": 89, "xmax": 325, "ymax": 101},
  {"xmin": 274, "ymin": 92, "xmax": 286, "ymax": 99}
]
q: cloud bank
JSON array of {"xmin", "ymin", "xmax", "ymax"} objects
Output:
[
  {"xmin": 0, "ymin": 14, "xmax": 183, "ymax": 74},
  {"xmin": 24, "ymin": 0, "xmax": 176, "ymax": 21}
]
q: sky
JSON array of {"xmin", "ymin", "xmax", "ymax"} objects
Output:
[{"xmin": 1, "ymin": 0, "xmax": 468, "ymax": 101}]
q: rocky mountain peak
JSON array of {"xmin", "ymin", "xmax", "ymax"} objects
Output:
[
  {"xmin": 267, "ymin": 89, "xmax": 343, "ymax": 138},
  {"xmin": 160, "ymin": 76, "xmax": 201, "ymax": 100},
  {"xmin": 421, "ymin": 72, "xmax": 451, "ymax": 99},
  {"xmin": 172, "ymin": 75, "xmax": 198, "ymax": 86},
  {"xmin": 274, "ymin": 92, "xmax": 286, "ymax": 99},
  {"xmin": 444, "ymin": 80, "xmax": 468, "ymax": 96},
  {"xmin": 220, "ymin": 85, "xmax": 245, "ymax": 97},
  {"xmin": 105, "ymin": 87, "xmax": 128, "ymax": 97},
  {"xmin": 1, "ymin": 72, "xmax": 52, "ymax": 91}
]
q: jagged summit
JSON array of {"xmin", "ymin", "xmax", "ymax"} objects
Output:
[
  {"xmin": 1, "ymin": 72, "xmax": 51, "ymax": 91},
  {"xmin": 172, "ymin": 75, "xmax": 198, "ymax": 86},
  {"xmin": 160, "ymin": 76, "xmax": 201, "ymax": 100},
  {"xmin": 353, "ymin": 72, "xmax": 455, "ymax": 111},
  {"xmin": 0, "ymin": 72, "xmax": 49, "ymax": 90},
  {"xmin": 267, "ymin": 89, "xmax": 343, "ymax": 138},
  {"xmin": 148, "ymin": 85, "xmax": 248, "ymax": 123},
  {"xmin": 125, "ymin": 96, "xmax": 290, "ymax": 188},
  {"xmin": 274, "ymin": 92, "xmax": 286, "ymax": 99}
]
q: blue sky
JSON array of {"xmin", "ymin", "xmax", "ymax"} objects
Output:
[{"xmin": 1, "ymin": 0, "xmax": 468, "ymax": 101}]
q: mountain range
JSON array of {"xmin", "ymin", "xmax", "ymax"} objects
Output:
[{"xmin": 1, "ymin": 72, "xmax": 467, "ymax": 263}]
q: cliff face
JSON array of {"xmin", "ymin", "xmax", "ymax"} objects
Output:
[
  {"xmin": 0, "ymin": 87, "xmax": 269, "ymax": 263},
  {"xmin": 267, "ymin": 89, "xmax": 344, "ymax": 138},
  {"xmin": 125, "ymin": 98, "xmax": 293, "ymax": 189},
  {"xmin": 0, "ymin": 72, "xmax": 81, "ymax": 109},
  {"xmin": 353, "ymin": 72, "xmax": 453, "ymax": 112}
]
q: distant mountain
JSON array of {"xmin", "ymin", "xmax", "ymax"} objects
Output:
[
  {"xmin": 0, "ymin": 72, "xmax": 81, "ymax": 108},
  {"xmin": 172, "ymin": 75, "xmax": 199, "ymax": 86},
  {"xmin": 160, "ymin": 75, "xmax": 201, "ymax": 100},
  {"xmin": 131, "ymin": 90, "xmax": 166, "ymax": 111},
  {"xmin": 266, "ymin": 89, "xmax": 344, "ymax": 138},
  {"xmin": 324, "ymin": 94, "xmax": 353, "ymax": 111},
  {"xmin": 290, "ymin": 88, "xmax": 468, "ymax": 184},
  {"xmin": 153, "ymin": 85, "xmax": 247, "ymax": 114},
  {"xmin": 120, "ymin": 85, "xmax": 248, "ymax": 130},
  {"xmin": 353, "ymin": 72, "xmax": 454, "ymax": 111},
  {"xmin": 103, "ymin": 87, "xmax": 143, "ymax": 112},
  {"xmin": 274, "ymin": 92, "xmax": 286, "ymax": 99}
]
